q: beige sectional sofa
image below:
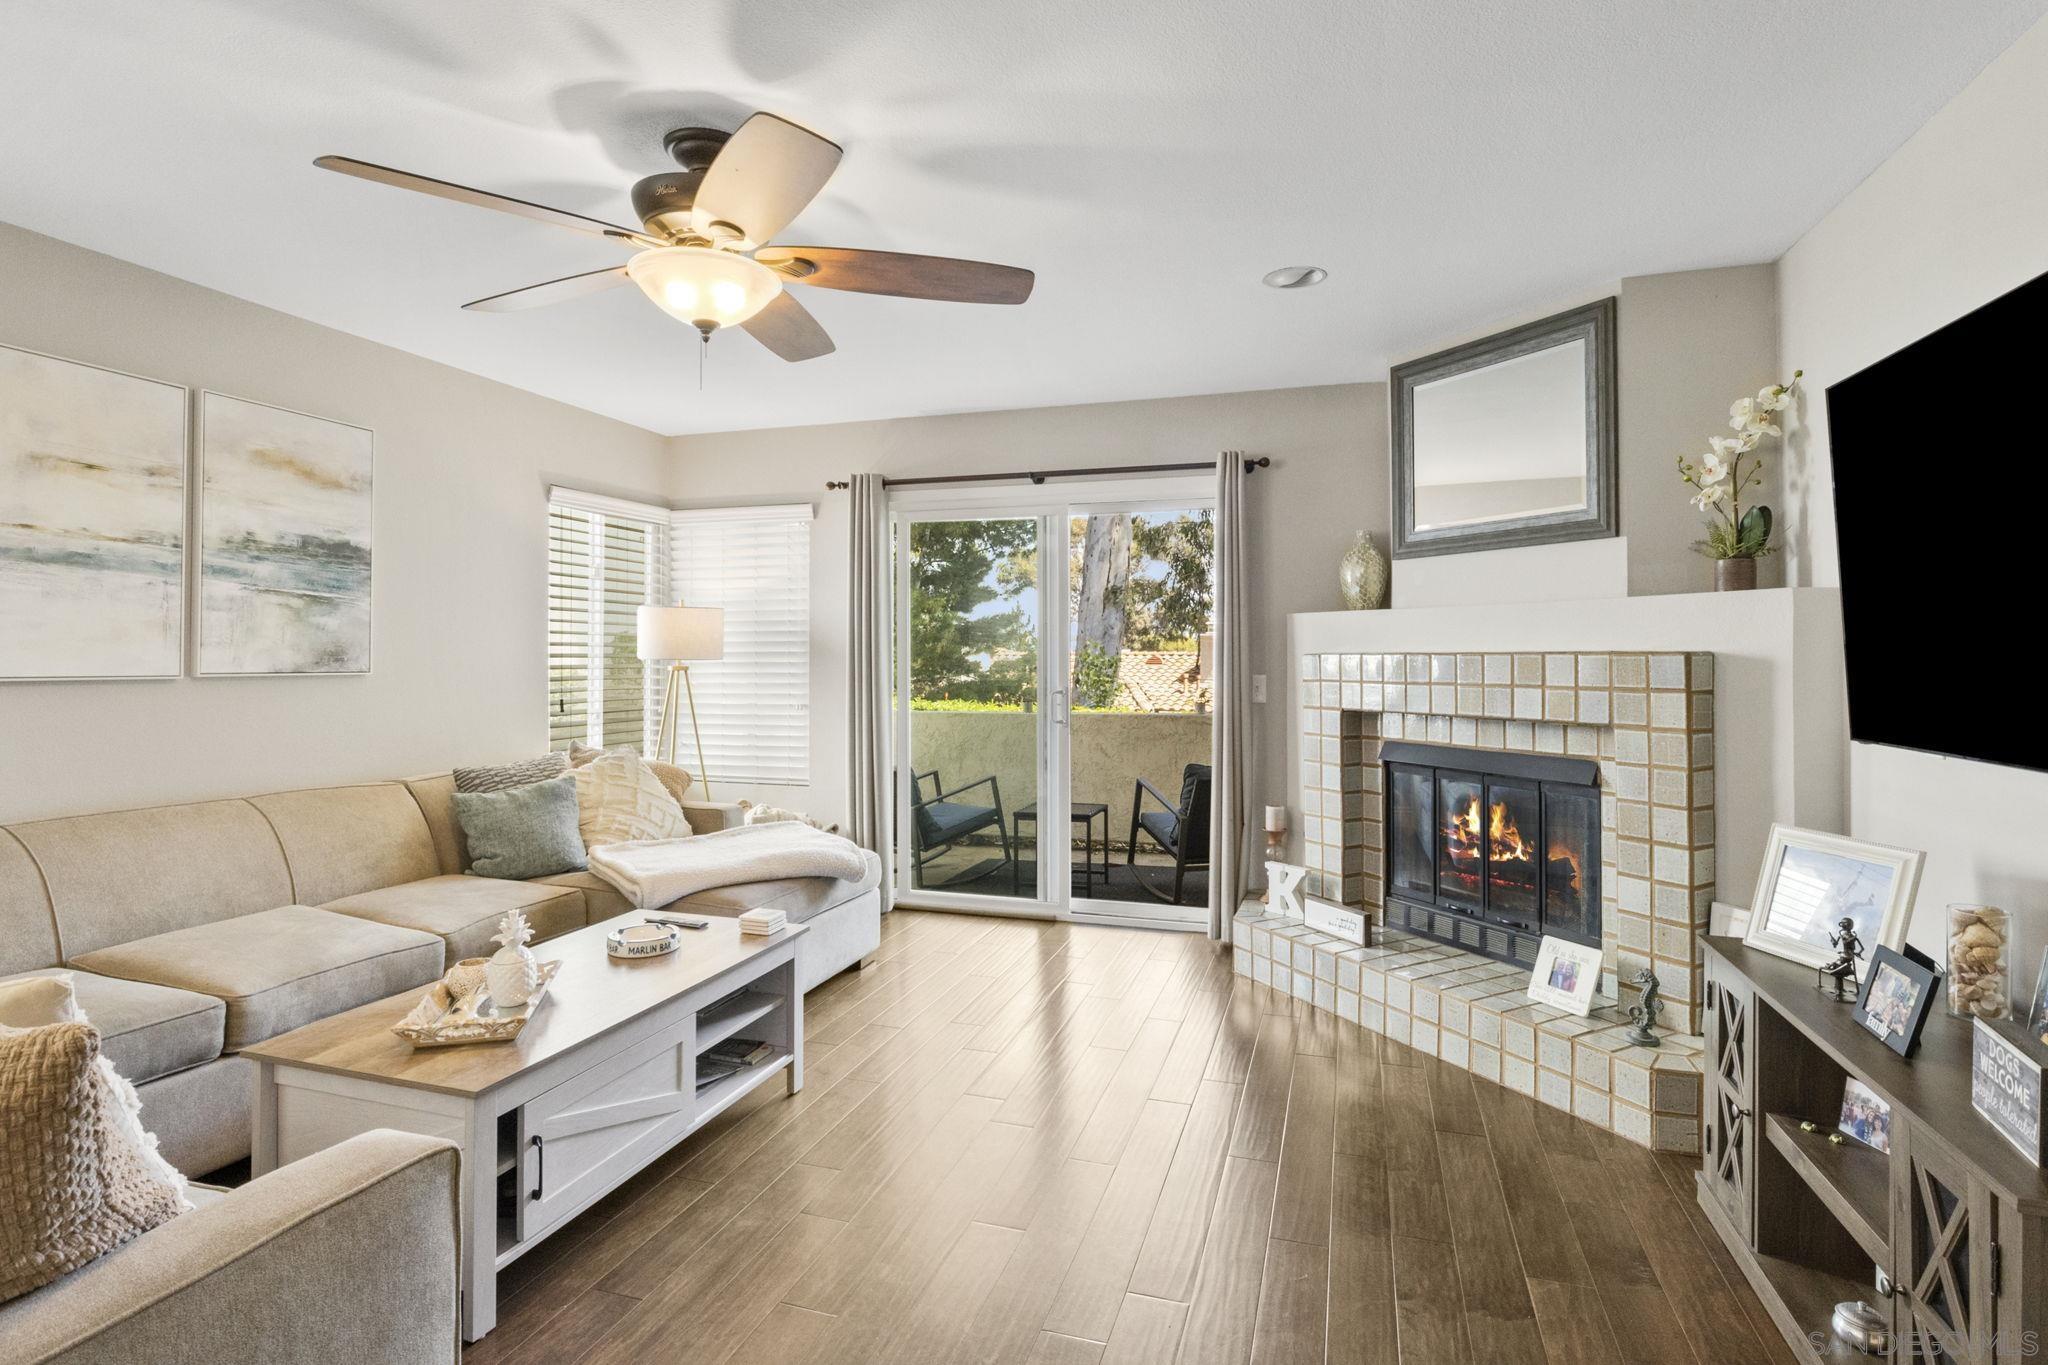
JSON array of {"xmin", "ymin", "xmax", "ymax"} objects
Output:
[{"xmin": 0, "ymin": 774, "xmax": 882, "ymax": 1176}]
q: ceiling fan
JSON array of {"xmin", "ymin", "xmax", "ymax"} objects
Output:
[{"xmin": 315, "ymin": 112, "xmax": 1034, "ymax": 362}]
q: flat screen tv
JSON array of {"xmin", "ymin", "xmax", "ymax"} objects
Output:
[{"xmin": 1827, "ymin": 266, "xmax": 2048, "ymax": 773}]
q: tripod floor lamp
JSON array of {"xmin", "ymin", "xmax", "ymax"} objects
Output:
[{"xmin": 636, "ymin": 604, "xmax": 725, "ymax": 798}]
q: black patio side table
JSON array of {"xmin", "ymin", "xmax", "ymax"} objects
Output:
[{"xmin": 1013, "ymin": 801, "xmax": 1111, "ymax": 897}]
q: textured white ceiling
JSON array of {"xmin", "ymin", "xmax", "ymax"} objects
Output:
[{"xmin": 2, "ymin": 1, "xmax": 2042, "ymax": 436}]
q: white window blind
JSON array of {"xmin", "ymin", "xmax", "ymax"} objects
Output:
[
  {"xmin": 669, "ymin": 504, "xmax": 812, "ymax": 784},
  {"xmin": 548, "ymin": 490, "xmax": 668, "ymax": 754}
]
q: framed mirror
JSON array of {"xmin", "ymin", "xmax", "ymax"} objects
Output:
[{"xmin": 1390, "ymin": 298, "xmax": 1617, "ymax": 558}]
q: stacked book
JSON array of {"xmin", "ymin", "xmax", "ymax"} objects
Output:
[
  {"xmin": 738, "ymin": 907, "xmax": 787, "ymax": 936},
  {"xmin": 696, "ymin": 1038, "xmax": 774, "ymax": 1091}
]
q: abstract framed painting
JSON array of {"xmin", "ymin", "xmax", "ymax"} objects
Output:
[
  {"xmin": 0, "ymin": 344, "xmax": 188, "ymax": 680},
  {"xmin": 197, "ymin": 392, "xmax": 372, "ymax": 675}
]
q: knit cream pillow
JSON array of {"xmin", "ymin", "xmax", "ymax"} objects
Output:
[
  {"xmin": 568, "ymin": 742, "xmax": 694, "ymax": 807},
  {"xmin": 571, "ymin": 750, "xmax": 692, "ymax": 849},
  {"xmin": 0, "ymin": 1021, "xmax": 189, "ymax": 1303}
]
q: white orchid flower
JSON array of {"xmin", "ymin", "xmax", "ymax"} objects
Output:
[
  {"xmin": 1728, "ymin": 397, "xmax": 1755, "ymax": 429},
  {"xmin": 1699, "ymin": 451, "xmax": 1731, "ymax": 484},
  {"xmin": 1691, "ymin": 483, "xmax": 1729, "ymax": 511},
  {"xmin": 1758, "ymin": 385, "xmax": 1790, "ymax": 412},
  {"xmin": 1742, "ymin": 416, "xmax": 1782, "ymax": 438}
]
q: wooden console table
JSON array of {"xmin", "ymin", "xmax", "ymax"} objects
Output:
[
  {"xmin": 244, "ymin": 916, "xmax": 805, "ymax": 1342},
  {"xmin": 1700, "ymin": 936, "xmax": 2048, "ymax": 1362}
]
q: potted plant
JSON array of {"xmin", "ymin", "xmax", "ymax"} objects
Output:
[{"xmin": 1677, "ymin": 371, "xmax": 1800, "ymax": 590}]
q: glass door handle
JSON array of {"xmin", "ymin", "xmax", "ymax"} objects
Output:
[{"xmin": 1053, "ymin": 688, "xmax": 1069, "ymax": 725}]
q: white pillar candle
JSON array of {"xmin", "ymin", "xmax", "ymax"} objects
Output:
[{"xmin": 1264, "ymin": 804, "xmax": 1288, "ymax": 834}]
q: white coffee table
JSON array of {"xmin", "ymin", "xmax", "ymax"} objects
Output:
[{"xmin": 243, "ymin": 913, "xmax": 805, "ymax": 1341}]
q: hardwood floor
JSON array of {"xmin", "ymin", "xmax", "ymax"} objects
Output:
[{"xmin": 463, "ymin": 911, "xmax": 1794, "ymax": 1365}]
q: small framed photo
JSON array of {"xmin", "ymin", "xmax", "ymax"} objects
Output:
[
  {"xmin": 2028, "ymin": 947, "xmax": 2048, "ymax": 1049},
  {"xmin": 1528, "ymin": 936, "xmax": 1602, "ymax": 1016},
  {"xmin": 1837, "ymin": 1077, "xmax": 1891, "ymax": 1153},
  {"xmin": 1854, "ymin": 946, "xmax": 1940, "ymax": 1057},
  {"xmin": 1742, "ymin": 824, "xmax": 1924, "ymax": 970}
]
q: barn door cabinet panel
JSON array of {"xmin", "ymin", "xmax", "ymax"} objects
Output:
[
  {"xmin": 1703, "ymin": 950, "xmax": 1757, "ymax": 1241},
  {"xmin": 1699, "ymin": 938, "xmax": 2048, "ymax": 1365}
]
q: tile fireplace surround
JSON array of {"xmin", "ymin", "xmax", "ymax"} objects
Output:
[{"xmin": 1234, "ymin": 648, "xmax": 1719, "ymax": 1153}]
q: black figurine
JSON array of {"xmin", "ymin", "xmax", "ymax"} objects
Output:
[
  {"xmin": 1624, "ymin": 968, "xmax": 1663, "ymax": 1048},
  {"xmin": 1817, "ymin": 916, "xmax": 1865, "ymax": 1001}
]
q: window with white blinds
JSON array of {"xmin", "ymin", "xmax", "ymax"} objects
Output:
[
  {"xmin": 669, "ymin": 504, "xmax": 813, "ymax": 784},
  {"xmin": 547, "ymin": 491, "xmax": 668, "ymax": 754}
]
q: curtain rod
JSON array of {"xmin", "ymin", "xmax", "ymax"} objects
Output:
[{"xmin": 823, "ymin": 456, "xmax": 1268, "ymax": 491}]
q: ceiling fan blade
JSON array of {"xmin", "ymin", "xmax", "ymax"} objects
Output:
[
  {"xmin": 756, "ymin": 246, "xmax": 1034, "ymax": 304},
  {"xmin": 690, "ymin": 113, "xmax": 842, "ymax": 249},
  {"xmin": 462, "ymin": 265, "xmax": 631, "ymax": 313},
  {"xmin": 740, "ymin": 290, "xmax": 835, "ymax": 362},
  {"xmin": 314, "ymin": 155, "xmax": 661, "ymax": 247}
]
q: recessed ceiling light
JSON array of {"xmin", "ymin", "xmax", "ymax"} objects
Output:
[{"xmin": 1263, "ymin": 265, "xmax": 1328, "ymax": 289}]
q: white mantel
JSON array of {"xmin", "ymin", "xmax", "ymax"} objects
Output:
[{"xmin": 1281, "ymin": 587, "xmax": 1846, "ymax": 919}]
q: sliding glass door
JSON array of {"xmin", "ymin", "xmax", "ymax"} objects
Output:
[
  {"xmin": 895, "ymin": 510, "xmax": 1049, "ymax": 907},
  {"xmin": 891, "ymin": 478, "xmax": 1214, "ymax": 925}
]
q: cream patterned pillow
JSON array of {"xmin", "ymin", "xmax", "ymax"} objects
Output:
[
  {"xmin": 0, "ymin": 1021, "xmax": 190, "ymax": 1303},
  {"xmin": 568, "ymin": 742, "xmax": 693, "ymax": 806},
  {"xmin": 571, "ymin": 750, "xmax": 692, "ymax": 849}
]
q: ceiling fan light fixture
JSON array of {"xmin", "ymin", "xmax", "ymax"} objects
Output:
[
  {"xmin": 626, "ymin": 246, "xmax": 782, "ymax": 330},
  {"xmin": 1262, "ymin": 265, "xmax": 1328, "ymax": 290}
]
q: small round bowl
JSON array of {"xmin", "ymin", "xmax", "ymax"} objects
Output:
[
  {"xmin": 444, "ymin": 957, "xmax": 491, "ymax": 999},
  {"xmin": 607, "ymin": 923, "xmax": 680, "ymax": 960}
]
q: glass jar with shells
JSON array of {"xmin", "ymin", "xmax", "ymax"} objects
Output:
[{"xmin": 1946, "ymin": 903, "xmax": 2010, "ymax": 1019}]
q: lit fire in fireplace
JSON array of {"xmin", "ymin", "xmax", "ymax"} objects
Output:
[
  {"xmin": 1442, "ymin": 796, "xmax": 1582, "ymax": 896},
  {"xmin": 1444, "ymin": 796, "xmax": 1534, "ymax": 865}
]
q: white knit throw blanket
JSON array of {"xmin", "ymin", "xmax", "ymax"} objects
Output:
[{"xmin": 586, "ymin": 822, "xmax": 870, "ymax": 909}]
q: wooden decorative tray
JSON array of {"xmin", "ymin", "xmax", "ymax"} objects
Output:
[{"xmin": 392, "ymin": 960, "xmax": 562, "ymax": 1048}]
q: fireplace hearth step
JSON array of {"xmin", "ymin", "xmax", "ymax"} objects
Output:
[{"xmin": 1233, "ymin": 903, "xmax": 1705, "ymax": 1154}]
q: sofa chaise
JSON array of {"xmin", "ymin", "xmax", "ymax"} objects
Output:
[{"xmin": 0, "ymin": 774, "xmax": 881, "ymax": 1176}]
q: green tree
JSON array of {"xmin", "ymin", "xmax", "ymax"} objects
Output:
[
  {"xmin": 1125, "ymin": 509, "xmax": 1213, "ymax": 648},
  {"xmin": 908, "ymin": 519, "xmax": 1036, "ymax": 704}
]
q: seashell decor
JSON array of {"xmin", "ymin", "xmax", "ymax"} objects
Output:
[{"xmin": 1946, "ymin": 903, "xmax": 2010, "ymax": 1020}]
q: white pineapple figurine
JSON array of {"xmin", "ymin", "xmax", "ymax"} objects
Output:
[{"xmin": 485, "ymin": 908, "xmax": 541, "ymax": 1007}]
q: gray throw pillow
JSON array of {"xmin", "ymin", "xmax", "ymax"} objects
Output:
[
  {"xmin": 453, "ymin": 775, "xmax": 587, "ymax": 880},
  {"xmin": 453, "ymin": 752, "xmax": 569, "ymax": 794}
]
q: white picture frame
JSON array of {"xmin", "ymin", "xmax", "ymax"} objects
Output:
[
  {"xmin": 1528, "ymin": 935, "xmax": 1602, "ymax": 1016},
  {"xmin": 1741, "ymin": 824, "xmax": 1923, "ymax": 971}
]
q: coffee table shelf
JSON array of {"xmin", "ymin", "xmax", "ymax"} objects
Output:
[{"xmin": 697, "ymin": 989, "xmax": 783, "ymax": 1052}]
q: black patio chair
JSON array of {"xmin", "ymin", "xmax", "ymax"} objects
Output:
[
  {"xmin": 1128, "ymin": 762, "xmax": 1212, "ymax": 905},
  {"xmin": 910, "ymin": 768, "xmax": 1015, "ymax": 889}
]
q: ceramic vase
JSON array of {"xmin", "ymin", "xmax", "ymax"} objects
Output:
[
  {"xmin": 1714, "ymin": 557, "xmax": 1758, "ymax": 592},
  {"xmin": 1339, "ymin": 531, "xmax": 1389, "ymax": 610}
]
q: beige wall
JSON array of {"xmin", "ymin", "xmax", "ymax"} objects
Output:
[
  {"xmin": 1775, "ymin": 13, "xmax": 2048, "ymax": 976},
  {"xmin": 667, "ymin": 383, "xmax": 1382, "ymax": 827},
  {"xmin": 1618, "ymin": 264, "xmax": 1781, "ymax": 595},
  {"xmin": 0, "ymin": 222, "xmax": 671, "ymax": 822},
  {"xmin": 1377, "ymin": 266, "xmax": 1778, "ymax": 608}
]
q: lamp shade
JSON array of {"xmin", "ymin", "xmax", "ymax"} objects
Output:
[
  {"xmin": 636, "ymin": 605, "xmax": 724, "ymax": 662},
  {"xmin": 625, "ymin": 246, "xmax": 782, "ymax": 330}
]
